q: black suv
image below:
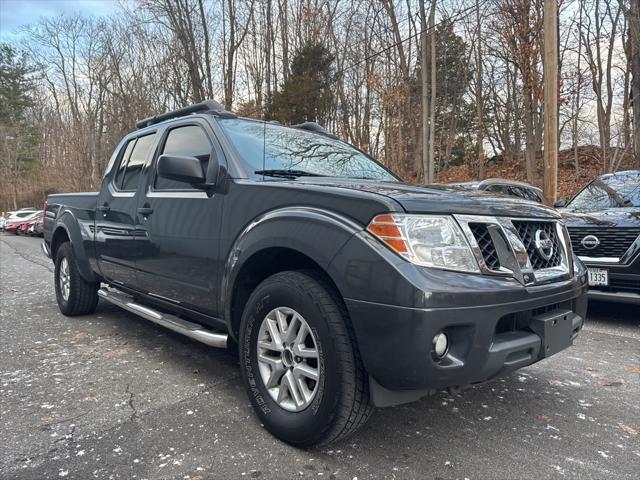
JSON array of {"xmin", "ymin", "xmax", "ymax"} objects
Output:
[
  {"xmin": 42, "ymin": 100, "xmax": 588, "ymax": 446},
  {"xmin": 559, "ymin": 170, "xmax": 640, "ymax": 304}
]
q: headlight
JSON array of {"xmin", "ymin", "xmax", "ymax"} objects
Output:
[
  {"xmin": 573, "ymin": 254, "xmax": 587, "ymax": 275},
  {"xmin": 367, "ymin": 214, "xmax": 479, "ymax": 273}
]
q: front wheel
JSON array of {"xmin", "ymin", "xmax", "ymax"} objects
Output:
[
  {"xmin": 54, "ymin": 242, "xmax": 99, "ymax": 316},
  {"xmin": 239, "ymin": 270, "xmax": 374, "ymax": 447}
]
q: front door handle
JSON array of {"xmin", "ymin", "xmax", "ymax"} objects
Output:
[{"xmin": 137, "ymin": 205, "xmax": 154, "ymax": 216}]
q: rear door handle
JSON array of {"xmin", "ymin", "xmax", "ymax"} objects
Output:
[{"xmin": 137, "ymin": 206, "xmax": 154, "ymax": 216}]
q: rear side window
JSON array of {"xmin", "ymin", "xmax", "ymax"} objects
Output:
[
  {"xmin": 509, "ymin": 186, "xmax": 541, "ymax": 202},
  {"xmin": 113, "ymin": 139, "xmax": 137, "ymax": 189},
  {"xmin": 16, "ymin": 211, "xmax": 35, "ymax": 218},
  {"xmin": 120, "ymin": 134, "xmax": 157, "ymax": 191},
  {"xmin": 523, "ymin": 188, "xmax": 542, "ymax": 203},
  {"xmin": 485, "ymin": 184, "xmax": 507, "ymax": 195},
  {"xmin": 154, "ymin": 125, "xmax": 212, "ymax": 190}
]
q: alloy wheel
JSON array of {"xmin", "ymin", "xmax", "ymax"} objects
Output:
[
  {"xmin": 256, "ymin": 307, "xmax": 320, "ymax": 412},
  {"xmin": 59, "ymin": 257, "xmax": 70, "ymax": 301}
]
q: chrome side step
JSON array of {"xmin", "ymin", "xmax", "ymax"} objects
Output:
[{"xmin": 98, "ymin": 287, "xmax": 228, "ymax": 348}]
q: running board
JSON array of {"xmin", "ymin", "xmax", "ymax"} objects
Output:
[{"xmin": 98, "ymin": 287, "xmax": 228, "ymax": 348}]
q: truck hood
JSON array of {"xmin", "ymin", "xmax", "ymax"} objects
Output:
[
  {"xmin": 295, "ymin": 178, "xmax": 560, "ymax": 218},
  {"xmin": 559, "ymin": 207, "xmax": 640, "ymax": 228}
]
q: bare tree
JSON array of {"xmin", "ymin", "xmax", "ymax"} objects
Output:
[
  {"xmin": 626, "ymin": 0, "xmax": 640, "ymax": 166},
  {"xmin": 581, "ymin": 0, "xmax": 623, "ymax": 171}
]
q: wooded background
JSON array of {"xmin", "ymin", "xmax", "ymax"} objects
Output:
[{"xmin": 1, "ymin": 0, "xmax": 639, "ymax": 211}]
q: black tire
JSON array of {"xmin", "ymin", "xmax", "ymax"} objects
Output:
[
  {"xmin": 239, "ymin": 270, "xmax": 374, "ymax": 447},
  {"xmin": 54, "ymin": 242, "xmax": 99, "ymax": 316}
]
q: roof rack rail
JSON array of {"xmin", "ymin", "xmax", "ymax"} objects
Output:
[
  {"xmin": 135, "ymin": 100, "xmax": 236, "ymax": 129},
  {"xmin": 291, "ymin": 121, "xmax": 339, "ymax": 140}
]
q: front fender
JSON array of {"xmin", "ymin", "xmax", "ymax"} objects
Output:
[
  {"xmin": 222, "ymin": 207, "xmax": 363, "ymax": 330},
  {"xmin": 54, "ymin": 211, "xmax": 98, "ymax": 282}
]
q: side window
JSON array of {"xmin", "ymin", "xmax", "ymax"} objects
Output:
[
  {"xmin": 113, "ymin": 139, "xmax": 137, "ymax": 189},
  {"xmin": 525, "ymin": 189, "xmax": 543, "ymax": 203},
  {"xmin": 512, "ymin": 186, "xmax": 538, "ymax": 202},
  {"xmin": 507, "ymin": 186, "xmax": 524, "ymax": 199},
  {"xmin": 155, "ymin": 125, "xmax": 212, "ymax": 190},
  {"xmin": 121, "ymin": 134, "xmax": 157, "ymax": 191}
]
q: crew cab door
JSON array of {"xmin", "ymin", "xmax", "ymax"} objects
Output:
[
  {"xmin": 134, "ymin": 120, "xmax": 225, "ymax": 316},
  {"xmin": 95, "ymin": 132, "xmax": 158, "ymax": 287}
]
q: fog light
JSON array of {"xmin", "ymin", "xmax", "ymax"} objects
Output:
[{"xmin": 433, "ymin": 332, "xmax": 449, "ymax": 358}]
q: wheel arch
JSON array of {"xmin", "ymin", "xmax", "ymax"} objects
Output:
[
  {"xmin": 50, "ymin": 226, "xmax": 70, "ymax": 262},
  {"xmin": 51, "ymin": 213, "xmax": 98, "ymax": 282},
  {"xmin": 223, "ymin": 207, "xmax": 361, "ymax": 340},
  {"xmin": 228, "ymin": 246, "xmax": 351, "ymax": 341}
]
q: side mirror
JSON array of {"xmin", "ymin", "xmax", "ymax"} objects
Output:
[
  {"xmin": 157, "ymin": 154, "xmax": 206, "ymax": 185},
  {"xmin": 553, "ymin": 198, "xmax": 567, "ymax": 208}
]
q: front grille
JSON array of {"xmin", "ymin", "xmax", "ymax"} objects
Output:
[
  {"xmin": 568, "ymin": 227, "xmax": 640, "ymax": 258},
  {"xmin": 469, "ymin": 223, "xmax": 501, "ymax": 270},
  {"xmin": 494, "ymin": 300, "xmax": 574, "ymax": 337},
  {"xmin": 532, "ymin": 303, "xmax": 561, "ymax": 316},
  {"xmin": 458, "ymin": 214, "xmax": 569, "ymax": 283},
  {"xmin": 512, "ymin": 221, "xmax": 563, "ymax": 269}
]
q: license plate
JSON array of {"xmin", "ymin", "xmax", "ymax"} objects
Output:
[{"xmin": 588, "ymin": 268, "xmax": 608, "ymax": 286}]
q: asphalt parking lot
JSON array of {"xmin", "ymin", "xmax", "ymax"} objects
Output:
[{"xmin": 1, "ymin": 234, "xmax": 638, "ymax": 479}]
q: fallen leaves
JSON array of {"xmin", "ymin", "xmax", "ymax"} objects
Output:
[
  {"xmin": 40, "ymin": 416, "xmax": 54, "ymax": 426},
  {"xmin": 435, "ymin": 145, "xmax": 637, "ymax": 199},
  {"xmin": 624, "ymin": 366, "xmax": 640, "ymax": 374},
  {"xmin": 598, "ymin": 379, "xmax": 625, "ymax": 387},
  {"xmin": 536, "ymin": 415, "xmax": 553, "ymax": 422},
  {"xmin": 618, "ymin": 424, "xmax": 639, "ymax": 436}
]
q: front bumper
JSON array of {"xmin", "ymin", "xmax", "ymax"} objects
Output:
[
  {"xmin": 581, "ymin": 255, "xmax": 640, "ymax": 304},
  {"xmin": 344, "ymin": 273, "xmax": 588, "ymax": 406},
  {"xmin": 327, "ymin": 227, "xmax": 589, "ymax": 407}
]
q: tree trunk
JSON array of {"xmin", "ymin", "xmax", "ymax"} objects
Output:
[
  {"xmin": 475, "ymin": 0, "xmax": 484, "ymax": 179},
  {"xmin": 543, "ymin": 0, "xmax": 558, "ymax": 205},
  {"xmin": 225, "ymin": 0, "xmax": 236, "ymax": 110},
  {"xmin": 420, "ymin": 0, "xmax": 429, "ymax": 183},
  {"xmin": 428, "ymin": 1, "xmax": 436, "ymax": 183},
  {"xmin": 573, "ymin": 1, "xmax": 583, "ymax": 180},
  {"xmin": 523, "ymin": 86, "xmax": 536, "ymax": 183},
  {"xmin": 629, "ymin": 0, "xmax": 640, "ymax": 167}
]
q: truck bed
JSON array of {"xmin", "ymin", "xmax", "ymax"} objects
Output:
[
  {"xmin": 44, "ymin": 192, "xmax": 99, "ymax": 247},
  {"xmin": 47, "ymin": 192, "xmax": 99, "ymax": 210}
]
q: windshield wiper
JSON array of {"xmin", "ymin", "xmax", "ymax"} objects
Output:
[{"xmin": 255, "ymin": 169, "xmax": 326, "ymax": 178}]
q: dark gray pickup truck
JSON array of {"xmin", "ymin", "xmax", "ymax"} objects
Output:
[{"xmin": 43, "ymin": 100, "xmax": 588, "ymax": 446}]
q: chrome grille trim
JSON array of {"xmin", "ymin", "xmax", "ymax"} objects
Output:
[{"xmin": 454, "ymin": 215, "xmax": 573, "ymax": 285}]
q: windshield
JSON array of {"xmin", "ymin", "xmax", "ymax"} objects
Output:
[
  {"xmin": 567, "ymin": 171, "xmax": 640, "ymax": 209},
  {"xmin": 218, "ymin": 119, "xmax": 398, "ymax": 181}
]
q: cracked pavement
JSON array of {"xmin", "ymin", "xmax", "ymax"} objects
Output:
[{"xmin": 1, "ymin": 234, "xmax": 639, "ymax": 479}]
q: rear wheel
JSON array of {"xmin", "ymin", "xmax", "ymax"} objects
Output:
[
  {"xmin": 54, "ymin": 242, "xmax": 99, "ymax": 316},
  {"xmin": 239, "ymin": 270, "xmax": 374, "ymax": 447}
]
